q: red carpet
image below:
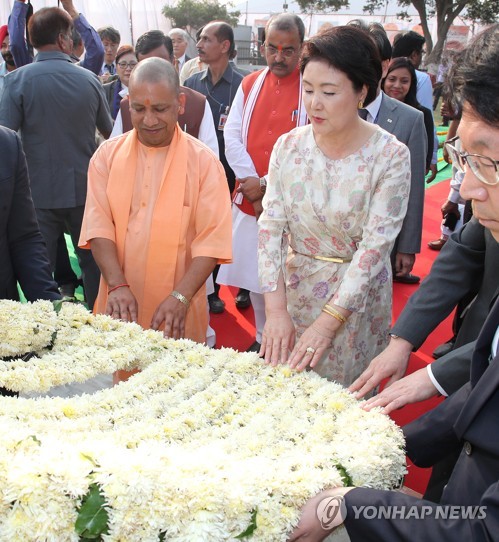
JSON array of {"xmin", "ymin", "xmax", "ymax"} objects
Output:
[{"xmin": 211, "ymin": 178, "xmax": 454, "ymax": 495}]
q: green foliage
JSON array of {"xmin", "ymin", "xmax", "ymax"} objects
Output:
[
  {"xmin": 295, "ymin": 0, "xmax": 349, "ymax": 12},
  {"xmin": 76, "ymin": 483, "xmax": 109, "ymax": 540},
  {"xmin": 464, "ymin": 0, "xmax": 499, "ymax": 23},
  {"xmin": 162, "ymin": 0, "xmax": 240, "ymax": 32},
  {"xmin": 334, "ymin": 463, "xmax": 353, "ymax": 487},
  {"xmin": 235, "ymin": 508, "xmax": 258, "ymax": 539}
]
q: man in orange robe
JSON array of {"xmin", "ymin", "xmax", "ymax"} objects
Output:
[{"xmin": 79, "ymin": 58, "xmax": 232, "ymax": 380}]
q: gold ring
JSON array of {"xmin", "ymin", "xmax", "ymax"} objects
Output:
[{"xmin": 306, "ymin": 346, "xmax": 316, "ymax": 355}]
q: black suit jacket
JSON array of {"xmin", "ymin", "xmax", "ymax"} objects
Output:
[
  {"xmin": 343, "ymin": 298, "xmax": 499, "ymax": 541},
  {"xmin": 0, "ymin": 127, "xmax": 60, "ymax": 301},
  {"xmin": 392, "ymin": 218, "xmax": 499, "ymax": 394}
]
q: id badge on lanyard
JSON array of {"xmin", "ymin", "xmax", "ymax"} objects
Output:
[{"xmin": 218, "ymin": 106, "xmax": 230, "ymax": 131}]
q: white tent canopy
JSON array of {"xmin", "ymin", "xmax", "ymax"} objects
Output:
[{"xmin": 1, "ymin": 0, "xmax": 171, "ymax": 46}]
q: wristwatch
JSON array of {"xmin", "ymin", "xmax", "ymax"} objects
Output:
[{"xmin": 259, "ymin": 176, "xmax": 267, "ymax": 194}]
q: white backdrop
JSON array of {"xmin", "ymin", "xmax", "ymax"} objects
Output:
[{"xmin": 1, "ymin": 0, "xmax": 172, "ymax": 45}]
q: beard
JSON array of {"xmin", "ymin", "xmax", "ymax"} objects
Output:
[{"xmin": 1, "ymin": 51, "xmax": 15, "ymax": 67}]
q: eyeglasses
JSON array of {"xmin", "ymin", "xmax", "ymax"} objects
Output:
[
  {"xmin": 445, "ymin": 136, "xmax": 499, "ymax": 186},
  {"xmin": 117, "ymin": 61, "xmax": 138, "ymax": 69},
  {"xmin": 264, "ymin": 44, "xmax": 297, "ymax": 58}
]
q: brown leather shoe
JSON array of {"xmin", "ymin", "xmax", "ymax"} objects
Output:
[{"xmin": 428, "ymin": 238, "xmax": 447, "ymax": 251}]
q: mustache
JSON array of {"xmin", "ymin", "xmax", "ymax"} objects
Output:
[
  {"xmin": 271, "ymin": 62, "xmax": 287, "ymax": 69},
  {"xmin": 1, "ymin": 52, "xmax": 15, "ymax": 66}
]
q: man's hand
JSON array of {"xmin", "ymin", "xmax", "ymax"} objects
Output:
[
  {"xmin": 236, "ymin": 176, "xmax": 262, "ymax": 203},
  {"xmin": 287, "ymin": 488, "xmax": 352, "ymax": 542},
  {"xmin": 60, "ymin": 0, "xmax": 79, "ymax": 19},
  {"xmin": 441, "ymin": 200, "xmax": 460, "ymax": 220},
  {"xmin": 99, "ymin": 73, "xmax": 111, "ymax": 83},
  {"xmin": 361, "ymin": 367, "xmax": 439, "ymax": 414},
  {"xmin": 253, "ymin": 199, "xmax": 264, "ymax": 220},
  {"xmin": 349, "ymin": 336, "xmax": 413, "ymax": 399},
  {"xmin": 106, "ymin": 286, "xmax": 138, "ymax": 323},
  {"xmin": 394, "ymin": 252, "xmax": 415, "ymax": 276},
  {"xmin": 426, "ymin": 163, "xmax": 437, "ymax": 184},
  {"xmin": 151, "ymin": 295, "xmax": 188, "ymax": 339}
]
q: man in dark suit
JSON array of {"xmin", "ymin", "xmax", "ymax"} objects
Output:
[
  {"xmin": 288, "ymin": 23, "xmax": 499, "ymax": 542},
  {"xmin": 169, "ymin": 28, "xmax": 191, "ymax": 72},
  {"xmin": 0, "ymin": 126, "xmax": 60, "ymax": 302},
  {"xmin": 0, "ymin": 6, "xmax": 112, "ymax": 310},
  {"xmin": 350, "ymin": 218, "xmax": 499, "ymax": 410}
]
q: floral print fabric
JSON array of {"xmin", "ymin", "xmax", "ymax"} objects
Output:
[{"xmin": 258, "ymin": 125, "xmax": 411, "ymax": 385}]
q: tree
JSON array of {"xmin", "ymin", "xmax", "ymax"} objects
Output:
[
  {"xmin": 362, "ymin": 0, "xmax": 499, "ymax": 68},
  {"xmin": 162, "ymin": 0, "xmax": 240, "ymax": 42},
  {"xmin": 296, "ymin": 0, "xmax": 498, "ymax": 68},
  {"xmin": 295, "ymin": 0, "xmax": 349, "ymax": 12}
]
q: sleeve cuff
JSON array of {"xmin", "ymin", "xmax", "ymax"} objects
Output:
[
  {"xmin": 427, "ymin": 365, "xmax": 448, "ymax": 397},
  {"xmin": 447, "ymin": 188, "xmax": 462, "ymax": 204}
]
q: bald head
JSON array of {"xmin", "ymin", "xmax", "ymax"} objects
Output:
[{"xmin": 129, "ymin": 57, "xmax": 179, "ymax": 95}]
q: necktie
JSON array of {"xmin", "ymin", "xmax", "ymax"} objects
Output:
[
  {"xmin": 105, "ymin": 63, "xmax": 115, "ymax": 75},
  {"xmin": 174, "ymin": 58, "xmax": 180, "ymax": 73},
  {"xmin": 358, "ymin": 108, "xmax": 369, "ymax": 121}
]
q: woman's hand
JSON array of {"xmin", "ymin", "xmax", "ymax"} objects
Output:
[
  {"xmin": 288, "ymin": 318, "xmax": 335, "ymax": 372},
  {"xmin": 260, "ymin": 310, "xmax": 296, "ymax": 366}
]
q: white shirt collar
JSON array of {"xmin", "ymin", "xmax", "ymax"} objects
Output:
[
  {"xmin": 364, "ymin": 91, "xmax": 383, "ymax": 124},
  {"xmin": 492, "ymin": 326, "xmax": 499, "ymax": 360}
]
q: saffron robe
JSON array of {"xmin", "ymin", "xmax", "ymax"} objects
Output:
[{"xmin": 79, "ymin": 126, "xmax": 232, "ymax": 343}]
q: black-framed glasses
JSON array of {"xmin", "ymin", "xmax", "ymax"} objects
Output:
[
  {"xmin": 264, "ymin": 44, "xmax": 297, "ymax": 58},
  {"xmin": 117, "ymin": 61, "xmax": 138, "ymax": 69},
  {"xmin": 445, "ymin": 135, "xmax": 499, "ymax": 186}
]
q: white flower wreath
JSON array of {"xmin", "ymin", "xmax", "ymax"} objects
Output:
[{"xmin": 0, "ymin": 301, "xmax": 406, "ymax": 541}]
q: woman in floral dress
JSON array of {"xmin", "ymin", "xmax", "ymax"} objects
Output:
[{"xmin": 258, "ymin": 26, "xmax": 411, "ymax": 386}]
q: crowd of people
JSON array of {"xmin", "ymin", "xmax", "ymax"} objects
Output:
[{"xmin": 1, "ymin": 0, "xmax": 498, "ymax": 538}]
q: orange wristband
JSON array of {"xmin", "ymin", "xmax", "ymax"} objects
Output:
[{"xmin": 107, "ymin": 283, "xmax": 130, "ymax": 295}]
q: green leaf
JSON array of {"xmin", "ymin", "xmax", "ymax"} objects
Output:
[
  {"xmin": 159, "ymin": 532, "xmax": 166, "ymax": 541},
  {"xmin": 75, "ymin": 483, "xmax": 109, "ymax": 539},
  {"xmin": 52, "ymin": 299, "xmax": 64, "ymax": 314},
  {"xmin": 235, "ymin": 508, "xmax": 258, "ymax": 539},
  {"xmin": 334, "ymin": 463, "xmax": 353, "ymax": 486}
]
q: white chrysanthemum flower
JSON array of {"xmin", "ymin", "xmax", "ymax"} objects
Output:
[{"xmin": 0, "ymin": 300, "xmax": 407, "ymax": 541}]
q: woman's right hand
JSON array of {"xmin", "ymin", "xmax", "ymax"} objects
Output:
[{"xmin": 260, "ymin": 311, "xmax": 296, "ymax": 366}]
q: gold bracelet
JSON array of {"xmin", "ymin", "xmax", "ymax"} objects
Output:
[
  {"xmin": 322, "ymin": 308, "xmax": 345, "ymax": 325},
  {"xmin": 323, "ymin": 304, "xmax": 347, "ymax": 324},
  {"xmin": 170, "ymin": 290, "xmax": 190, "ymax": 307}
]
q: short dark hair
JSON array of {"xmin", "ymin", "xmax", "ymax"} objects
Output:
[
  {"xmin": 116, "ymin": 44, "xmax": 135, "ymax": 63},
  {"xmin": 28, "ymin": 7, "xmax": 73, "ymax": 48},
  {"xmin": 392, "ymin": 30, "xmax": 425, "ymax": 58},
  {"xmin": 71, "ymin": 27, "xmax": 82, "ymax": 48},
  {"xmin": 449, "ymin": 24, "xmax": 499, "ymax": 126},
  {"xmin": 212, "ymin": 22, "xmax": 236, "ymax": 59},
  {"xmin": 347, "ymin": 19, "xmax": 392, "ymax": 61},
  {"xmin": 98, "ymin": 26, "xmax": 120, "ymax": 44},
  {"xmin": 265, "ymin": 13, "xmax": 305, "ymax": 44},
  {"xmin": 300, "ymin": 25, "xmax": 382, "ymax": 107},
  {"xmin": 135, "ymin": 30, "xmax": 173, "ymax": 59},
  {"xmin": 383, "ymin": 57, "xmax": 419, "ymax": 108}
]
